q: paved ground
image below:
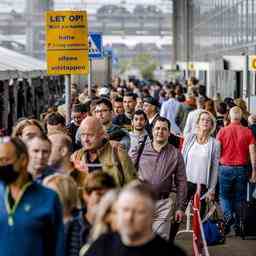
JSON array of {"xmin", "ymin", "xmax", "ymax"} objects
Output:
[{"xmin": 176, "ymin": 233, "xmax": 256, "ymax": 256}]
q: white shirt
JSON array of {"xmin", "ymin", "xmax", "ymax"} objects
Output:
[
  {"xmin": 149, "ymin": 113, "xmax": 158, "ymax": 124},
  {"xmin": 128, "ymin": 130, "xmax": 148, "ymax": 158},
  {"xmin": 186, "ymin": 141, "xmax": 210, "ymax": 185},
  {"xmin": 160, "ymin": 98, "xmax": 181, "ymax": 134}
]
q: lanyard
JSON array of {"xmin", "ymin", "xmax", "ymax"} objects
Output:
[{"xmin": 4, "ymin": 182, "xmax": 33, "ymax": 226}]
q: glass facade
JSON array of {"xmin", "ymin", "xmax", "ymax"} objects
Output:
[{"xmin": 190, "ymin": 0, "xmax": 256, "ymax": 61}]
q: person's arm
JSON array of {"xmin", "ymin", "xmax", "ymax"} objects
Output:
[
  {"xmin": 119, "ymin": 131, "xmax": 130, "ymax": 151},
  {"xmin": 249, "ymin": 143, "xmax": 256, "ymax": 182},
  {"xmin": 174, "ymin": 152, "xmax": 188, "ymax": 217},
  {"xmin": 175, "ymin": 105, "xmax": 183, "ymax": 127},
  {"xmin": 183, "ymin": 111, "xmax": 192, "ymax": 136},
  {"xmin": 75, "ymin": 127, "xmax": 81, "ymax": 145},
  {"xmin": 216, "ymin": 129, "xmax": 223, "ymax": 157},
  {"xmin": 160, "ymin": 102, "xmax": 167, "ymax": 118},
  {"xmin": 207, "ymin": 140, "xmax": 221, "ymax": 200},
  {"xmin": 117, "ymin": 145, "xmax": 137, "ymax": 184}
]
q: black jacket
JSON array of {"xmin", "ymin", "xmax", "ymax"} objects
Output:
[{"xmin": 65, "ymin": 212, "xmax": 91, "ymax": 256}]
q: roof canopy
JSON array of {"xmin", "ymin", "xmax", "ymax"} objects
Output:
[{"xmin": 0, "ymin": 46, "xmax": 46, "ymax": 80}]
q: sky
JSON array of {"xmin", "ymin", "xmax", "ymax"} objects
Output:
[
  {"xmin": 104, "ymin": 36, "xmax": 172, "ymax": 47},
  {"xmin": 0, "ymin": 0, "xmax": 172, "ymax": 13},
  {"xmin": 0, "ymin": 1, "xmax": 172, "ymax": 47}
]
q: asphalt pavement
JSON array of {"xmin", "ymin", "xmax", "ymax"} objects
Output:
[{"xmin": 176, "ymin": 233, "xmax": 256, "ymax": 256}]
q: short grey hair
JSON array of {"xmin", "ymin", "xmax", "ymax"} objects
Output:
[
  {"xmin": 229, "ymin": 106, "xmax": 242, "ymax": 122},
  {"xmin": 119, "ymin": 181, "xmax": 156, "ymax": 209}
]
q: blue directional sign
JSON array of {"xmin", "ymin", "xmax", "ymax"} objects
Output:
[{"xmin": 88, "ymin": 32, "xmax": 103, "ymax": 59}]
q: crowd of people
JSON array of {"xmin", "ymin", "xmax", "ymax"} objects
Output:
[{"xmin": 0, "ymin": 75, "xmax": 256, "ymax": 256}]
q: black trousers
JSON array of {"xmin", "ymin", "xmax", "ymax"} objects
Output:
[{"xmin": 187, "ymin": 181, "xmax": 207, "ymax": 218}]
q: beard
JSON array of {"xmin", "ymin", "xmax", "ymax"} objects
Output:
[{"xmin": 134, "ymin": 127, "xmax": 144, "ymax": 132}]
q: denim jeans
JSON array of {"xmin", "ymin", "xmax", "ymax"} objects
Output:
[{"xmin": 219, "ymin": 165, "xmax": 248, "ymax": 227}]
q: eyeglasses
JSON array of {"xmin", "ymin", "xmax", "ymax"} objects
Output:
[{"xmin": 0, "ymin": 136, "xmax": 11, "ymax": 144}]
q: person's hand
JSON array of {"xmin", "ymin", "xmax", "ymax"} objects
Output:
[
  {"xmin": 175, "ymin": 210, "xmax": 185, "ymax": 223},
  {"xmin": 110, "ymin": 140, "xmax": 125, "ymax": 150},
  {"xmin": 250, "ymin": 171, "xmax": 256, "ymax": 183},
  {"xmin": 73, "ymin": 160, "xmax": 89, "ymax": 172},
  {"xmin": 205, "ymin": 192, "xmax": 215, "ymax": 202}
]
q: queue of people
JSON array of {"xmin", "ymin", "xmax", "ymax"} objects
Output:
[{"xmin": 0, "ymin": 76, "xmax": 256, "ymax": 256}]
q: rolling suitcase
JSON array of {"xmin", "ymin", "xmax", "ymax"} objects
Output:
[{"xmin": 240, "ymin": 182, "xmax": 256, "ymax": 239}]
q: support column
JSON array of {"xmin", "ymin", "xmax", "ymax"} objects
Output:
[
  {"xmin": 173, "ymin": 0, "xmax": 193, "ymax": 64},
  {"xmin": 172, "ymin": 0, "xmax": 178, "ymax": 66}
]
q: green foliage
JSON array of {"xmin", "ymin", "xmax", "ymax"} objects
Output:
[
  {"xmin": 117, "ymin": 59, "xmax": 132, "ymax": 75},
  {"xmin": 116, "ymin": 53, "xmax": 159, "ymax": 79},
  {"xmin": 132, "ymin": 53, "xmax": 158, "ymax": 80}
]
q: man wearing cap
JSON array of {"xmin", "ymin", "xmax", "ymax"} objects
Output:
[
  {"xmin": 143, "ymin": 96, "xmax": 160, "ymax": 136},
  {"xmin": 144, "ymin": 96, "xmax": 181, "ymax": 149}
]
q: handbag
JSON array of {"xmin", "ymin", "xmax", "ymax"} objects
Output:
[{"xmin": 202, "ymin": 202, "xmax": 225, "ymax": 246}]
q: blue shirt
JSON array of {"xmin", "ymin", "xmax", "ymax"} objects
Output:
[
  {"xmin": 160, "ymin": 98, "xmax": 181, "ymax": 135},
  {"xmin": 0, "ymin": 181, "xmax": 65, "ymax": 256},
  {"xmin": 35, "ymin": 166, "xmax": 56, "ymax": 184}
]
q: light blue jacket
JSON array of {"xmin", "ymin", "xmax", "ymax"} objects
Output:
[{"xmin": 182, "ymin": 133, "xmax": 221, "ymax": 192}]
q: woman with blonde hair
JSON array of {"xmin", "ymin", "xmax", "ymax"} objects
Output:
[
  {"xmin": 234, "ymin": 98, "xmax": 250, "ymax": 126},
  {"xmin": 80, "ymin": 189, "xmax": 119, "ymax": 256},
  {"xmin": 43, "ymin": 174, "xmax": 79, "ymax": 223},
  {"xmin": 182, "ymin": 111, "xmax": 220, "ymax": 214},
  {"xmin": 12, "ymin": 118, "xmax": 45, "ymax": 142}
]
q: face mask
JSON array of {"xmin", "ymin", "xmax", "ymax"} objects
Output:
[{"xmin": 0, "ymin": 164, "xmax": 20, "ymax": 185}]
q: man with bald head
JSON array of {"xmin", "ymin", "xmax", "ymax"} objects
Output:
[
  {"xmin": 217, "ymin": 106, "xmax": 256, "ymax": 235},
  {"xmin": 71, "ymin": 117, "xmax": 137, "ymax": 186},
  {"xmin": 0, "ymin": 137, "xmax": 64, "ymax": 256}
]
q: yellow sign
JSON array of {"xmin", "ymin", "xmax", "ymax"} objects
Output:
[
  {"xmin": 250, "ymin": 56, "xmax": 256, "ymax": 71},
  {"xmin": 46, "ymin": 11, "xmax": 89, "ymax": 75}
]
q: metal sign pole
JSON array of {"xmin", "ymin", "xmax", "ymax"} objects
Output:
[
  {"xmin": 88, "ymin": 58, "xmax": 92, "ymax": 98},
  {"xmin": 65, "ymin": 74, "xmax": 71, "ymax": 125}
]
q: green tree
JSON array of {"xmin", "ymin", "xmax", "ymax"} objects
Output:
[
  {"xmin": 117, "ymin": 59, "xmax": 132, "ymax": 75},
  {"xmin": 132, "ymin": 53, "xmax": 158, "ymax": 80}
]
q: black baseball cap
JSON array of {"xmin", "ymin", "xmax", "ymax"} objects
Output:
[{"xmin": 143, "ymin": 96, "xmax": 160, "ymax": 108}]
